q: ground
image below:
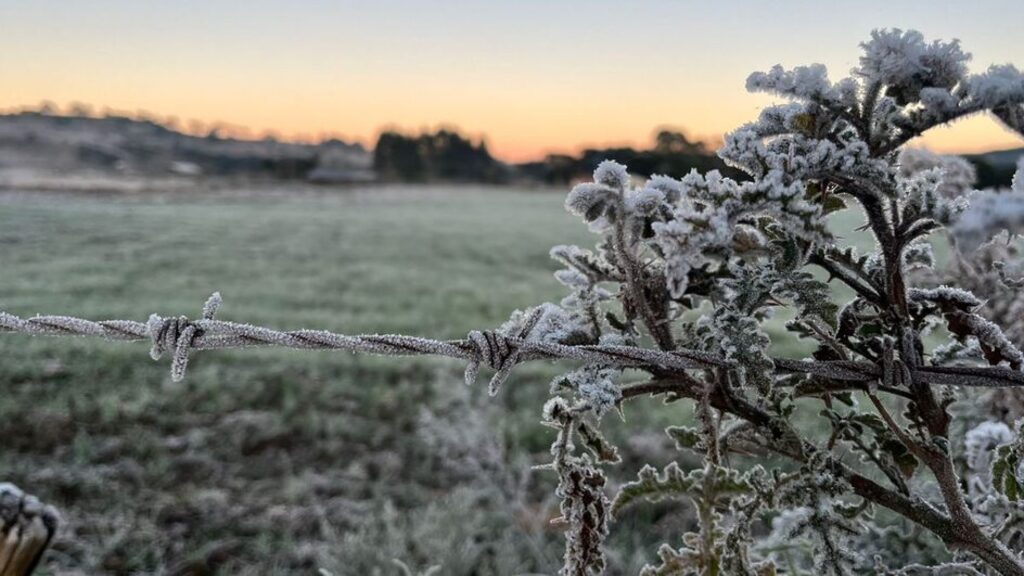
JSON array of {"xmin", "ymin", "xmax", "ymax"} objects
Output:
[{"xmin": 0, "ymin": 185, "xmax": 873, "ymax": 575}]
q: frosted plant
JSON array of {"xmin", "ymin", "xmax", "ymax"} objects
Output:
[
  {"xmin": 949, "ymin": 159, "xmax": 1024, "ymax": 253},
  {"xmin": 899, "ymin": 148, "xmax": 977, "ymax": 200},
  {"xmin": 542, "ymin": 29, "xmax": 1024, "ymax": 575},
  {"xmin": 932, "ymin": 159, "xmax": 1024, "ymax": 422}
]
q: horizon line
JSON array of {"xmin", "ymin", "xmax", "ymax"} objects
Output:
[{"xmin": 3, "ymin": 101, "xmax": 1022, "ymax": 165}]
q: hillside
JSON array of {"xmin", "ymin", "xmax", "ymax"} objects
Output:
[{"xmin": 0, "ymin": 112, "xmax": 373, "ymax": 187}]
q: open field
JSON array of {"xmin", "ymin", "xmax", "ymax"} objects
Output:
[{"xmin": 0, "ymin": 185, "xmax": 877, "ymax": 575}]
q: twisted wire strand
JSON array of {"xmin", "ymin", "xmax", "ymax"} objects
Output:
[{"xmin": 2, "ymin": 293, "xmax": 1023, "ymax": 391}]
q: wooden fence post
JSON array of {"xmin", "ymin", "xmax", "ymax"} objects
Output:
[{"xmin": 0, "ymin": 484, "xmax": 59, "ymax": 576}]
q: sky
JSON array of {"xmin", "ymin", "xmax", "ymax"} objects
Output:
[{"xmin": 2, "ymin": 0, "xmax": 1023, "ymax": 162}]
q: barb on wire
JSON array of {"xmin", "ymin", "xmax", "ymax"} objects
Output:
[{"xmin": 1, "ymin": 293, "xmax": 1023, "ymax": 392}]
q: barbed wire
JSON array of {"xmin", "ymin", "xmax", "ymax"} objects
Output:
[{"xmin": 2, "ymin": 293, "xmax": 1023, "ymax": 392}]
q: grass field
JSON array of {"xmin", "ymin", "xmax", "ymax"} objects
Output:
[{"xmin": 0, "ymin": 185, "xmax": 876, "ymax": 575}]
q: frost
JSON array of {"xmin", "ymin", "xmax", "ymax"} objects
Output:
[
  {"xmin": 965, "ymin": 421, "xmax": 1013, "ymax": 474},
  {"xmin": 499, "ymin": 303, "xmax": 591, "ymax": 345},
  {"xmin": 645, "ymin": 174, "xmax": 684, "ymax": 204},
  {"xmin": 909, "ymin": 285, "xmax": 983, "ymax": 310},
  {"xmin": 952, "ymin": 174, "xmax": 1024, "ymax": 252},
  {"xmin": 566, "ymin": 182, "xmax": 616, "ymax": 226},
  {"xmin": 965, "ymin": 64, "xmax": 1024, "ymax": 108},
  {"xmin": 898, "ymin": 148, "xmax": 976, "ymax": 199},
  {"xmin": 764, "ymin": 507, "xmax": 814, "ymax": 547},
  {"xmin": 625, "ymin": 186, "xmax": 664, "ymax": 216},
  {"xmin": 747, "ymin": 63, "xmax": 842, "ymax": 104},
  {"xmin": 551, "ymin": 365, "xmax": 621, "ymax": 419},
  {"xmin": 1015, "ymin": 157, "xmax": 1024, "ymax": 194},
  {"xmin": 553, "ymin": 29, "xmax": 1024, "ymax": 575},
  {"xmin": 857, "ymin": 29, "xmax": 969, "ymax": 104},
  {"xmin": 903, "ymin": 242, "xmax": 935, "ymax": 270},
  {"xmin": 651, "ymin": 166, "xmax": 829, "ymax": 297},
  {"xmin": 898, "ymin": 168, "xmax": 968, "ymax": 225},
  {"xmin": 593, "ymin": 159, "xmax": 630, "ymax": 190}
]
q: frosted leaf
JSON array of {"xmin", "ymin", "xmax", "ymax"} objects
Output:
[
  {"xmin": 554, "ymin": 268, "xmax": 591, "ymax": 290},
  {"xmin": 593, "ymin": 159, "xmax": 630, "ymax": 190},
  {"xmin": 909, "ymin": 285, "xmax": 983, "ymax": 310},
  {"xmin": 766, "ymin": 507, "xmax": 814, "ymax": 545},
  {"xmin": 857, "ymin": 29, "xmax": 969, "ymax": 104},
  {"xmin": 645, "ymin": 174, "xmax": 684, "ymax": 204},
  {"xmin": 903, "ymin": 242, "xmax": 935, "ymax": 270},
  {"xmin": 858, "ymin": 29, "xmax": 928, "ymax": 84},
  {"xmin": 951, "ymin": 187, "xmax": 1024, "ymax": 252},
  {"xmin": 898, "ymin": 167, "xmax": 968, "ymax": 225},
  {"xmin": 543, "ymin": 396, "xmax": 571, "ymax": 423},
  {"xmin": 963, "ymin": 314, "xmax": 1024, "ymax": 369},
  {"xmin": 965, "ymin": 421, "xmax": 1013, "ymax": 474},
  {"xmin": 550, "ymin": 244, "xmax": 614, "ymax": 281},
  {"xmin": 965, "ymin": 64, "xmax": 1024, "ymax": 109},
  {"xmin": 566, "ymin": 182, "xmax": 616, "ymax": 224},
  {"xmin": 652, "ymin": 163, "xmax": 830, "ymax": 297},
  {"xmin": 551, "ymin": 365, "xmax": 621, "ymax": 419},
  {"xmin": 499, "ymin": 303, "xmax": 589, "ymax": 345},
  {"xmin": 917, "ymin": 87, "xmax": 961, "ymax": 121},
  {"xmin": 746, "ymin": 63, "xmax": 842, "ymax": 105},
  {"xmin": 898, "ymin": 148, "xmax": 976, "ymax": 199},
  {"xmin": 626, "ymin": 186, "xmax": 665, "ymax": 216}
]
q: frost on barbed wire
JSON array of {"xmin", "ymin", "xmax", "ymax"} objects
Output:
[{"xmin": 7, "ymin": 29, "xmax": 1024, "ymax": 576}]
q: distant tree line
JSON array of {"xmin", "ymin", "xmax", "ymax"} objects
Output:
[
  {"xmin": 373, "ymin": 128, "xmax": 747, "ymax": 185},
  {"xmin": 965, "ymin": 154, "xmax": 1022, "ymax": 189},
  {"xmin": 516, "ymin": 130, "xmax": 744, "ymax": 184},
  {"xmin": 373, "ymin": 129, "xmax": 509, "ymax": 183}
]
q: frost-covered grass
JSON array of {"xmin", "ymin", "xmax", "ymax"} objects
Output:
[{"xmin": 0, "ymin": 185, "xmax": 876, "ymax": 574}]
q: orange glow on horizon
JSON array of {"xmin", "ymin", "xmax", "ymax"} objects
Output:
[
  {"xmin": 4, "ymin": 1, "xmax": 1023, "ymax": 164},
  {"xmin": 4, "ymin": 96, "xmax": 1019, "ymax": 165},
  {"xmin": 4, "ymin": 2, "xmax": 1022, "ymax": 165}
]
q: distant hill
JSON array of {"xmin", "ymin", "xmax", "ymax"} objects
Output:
[{"xmin": 0, "ymin": 112, "xmax": 373, "ymax": 185}]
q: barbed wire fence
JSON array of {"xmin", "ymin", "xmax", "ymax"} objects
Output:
[
  {"xmin": 3, "ymin": 293, "xmax": 1023, "ymax": 389},
  {"xmin": 3, "ymin": 291, "xmax": 1024, "ymax": 575}
]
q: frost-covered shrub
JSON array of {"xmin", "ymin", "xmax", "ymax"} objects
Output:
[
  {"xmin": 926, "ymin": 157, "xmax": 1024, "ymax": 424},
  {"xmin": 511, "ymin": 29, "xmax": 1024, "ymax": 575}
]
